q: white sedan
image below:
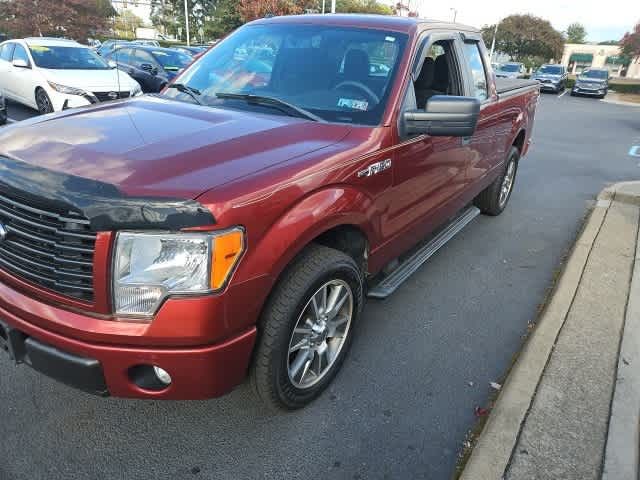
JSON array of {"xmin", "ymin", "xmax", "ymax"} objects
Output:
[{"xmin": 0, "ymin": 37, "xmax": 142, "ymax": 114}]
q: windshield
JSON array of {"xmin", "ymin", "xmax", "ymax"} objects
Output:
[
  {"xmin": 163, "ymin": 24, "xmax": 408, "ymax": 125},
  {"xmin": 581, "ymin": 69, "xmax": 608, "ymax": 79},
  {"xmin": 150, "ymin": 49, "xmax": 192, "ymax": 71},
  {"xmin": 500, "ymin": 64, "xmax": 521, "ymax": 72},
  {"xmin": 29, "ymin": 45, "xmax": 109, "ymax": 69},
  {"xmin": 537, "ymin": 65, "xmax": 562, "ymax": 75}
]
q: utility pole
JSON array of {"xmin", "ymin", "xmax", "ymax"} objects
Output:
[
  {"xmin": 184, "ymin": 0, "xmax": 190, "ymax": 46},
  {"xmin": 489, "ymin": 22, "xmax": 499, "ymax": 62},
  {"xmin": 322, "ymin": 0, "xmax": 326, "ymax": 14},
  {"xmin": 331, "ymin": 0, "xmax": 336, "ymax": 13}
]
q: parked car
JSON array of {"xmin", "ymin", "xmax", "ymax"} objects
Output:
[
  {"xmin": 0, "ymin": 37, "xmax": 142, "ymax": 113},
  {"xmin": 496, "ymin": 62, "xmax": 526, "ymax": 79},
  {"xmin": 105, "ymin": 45, "xmax": 193, "ymax": 93},
  {"xmin": 132, "ymin": 39, "xmax": 161, "ymax": 47},
  {"xmin": 0, "ymin": 89, "xmax": 6, "ymax": 124},
  {"xmin": 96, "ymin": 39, "xmax": 133, "ymax": 57},
  {"xmin": 87, "ymin": 38, "xmax": 102, "ymax": 50},
  {"xmin": 172, "ymin": 45, "xmax": 207, "ymax": 57},
  {"xmin": 0, "ymin": 15, "xmax": 539, "ymax": 409},
  {"xmin": 531, "ymin": 64, "xmax": 568, "ymax": 93},
  {"xmin": 571, "ymin": 68, "xmax": 610, "ymax": 98}
]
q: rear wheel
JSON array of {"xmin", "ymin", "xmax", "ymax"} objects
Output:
[
  {"xmin": 35, "ymin": 88, "xmax": 54, "ymax": 114},
  {"xmin": 475, "ymin": 146, "xmax": 519, "ymax": 216},
  {"xmin": 252, "ymin": 244, "xmax": 363, "ymax": 410}
]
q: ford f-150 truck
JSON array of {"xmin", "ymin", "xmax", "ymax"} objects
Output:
[{"xmin": 0, "ymin": 15, "xmax": 539, "ymax": 409}]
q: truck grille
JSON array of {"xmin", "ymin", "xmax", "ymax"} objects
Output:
[
  {"xmin": 93, "ymin": 91, "xmax": 130, "ymax": 102},
  {"xmin": 0, "ymin": 190, "xmax": 96, "ymax": 302}
]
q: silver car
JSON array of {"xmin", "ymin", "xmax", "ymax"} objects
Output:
[
  {"xmin": 531, "ymin": 64, "xmax": 568, "ymax": 93},
  {"xmin": 496, "ymin": 62, "xmax": 526, "ymax": 79}
]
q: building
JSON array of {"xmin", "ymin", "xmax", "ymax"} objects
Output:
[
  {"xmin": 111, "ymin": 0, "xmax": 153, "ymax": 27},
  {"xmin": 561, "ymin": 43, "xmax": 640, "ymax": 79}
]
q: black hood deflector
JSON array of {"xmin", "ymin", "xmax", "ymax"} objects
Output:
[{"xmin": 0, "ymin": 156, "xmax": 215, "ymax": 231}]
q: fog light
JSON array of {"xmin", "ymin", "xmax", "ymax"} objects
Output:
[{"xmin": 153, "ymin": 366, "xmax": 172, "ymax": 385}]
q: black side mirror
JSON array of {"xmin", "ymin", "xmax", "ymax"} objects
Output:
[
  {"xmin": 403, "ymin": 96, "xmax": 481, "ymax": 137},
  {"xmin": 141, "ymin": 63, "xmax": 157, "ymax": 75}
]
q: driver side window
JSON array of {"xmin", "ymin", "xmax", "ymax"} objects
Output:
[{"xmin": 412, "ymin": 40, "xmax": 461, "ymax": 110}]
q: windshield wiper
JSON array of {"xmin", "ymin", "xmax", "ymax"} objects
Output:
[
  {"xmin": 167, "ymin": 83, "xmax": 203, "ymax": 105},
  {"xmin": 215, "ymin": 92, "xmax": 322, "ymax": 122}
]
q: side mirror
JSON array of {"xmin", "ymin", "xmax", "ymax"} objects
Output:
[
  {"xmin": 141, "ymin": 63, "xmax": 157, "ymax": 75},
  {"xmin": 12, "ymin": 58, "xmax": 30, "ymax": 69},
  {"xmin": 403, "ymin": 96, "xmax": 481, "ymax": 137}
]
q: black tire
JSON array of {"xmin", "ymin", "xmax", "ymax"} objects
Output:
[
  {"xmin": 570, "ymin": 91, "xmax": 576, "ymax": 97},
  {"xmin": 252, "ymin": 244, "xmax": 364, "ymax": 410},
  {"xmin": 35, "ymin": 88, "xmax": 54, "ymax": 114},
  {"xmin": 475, "ymin": 146, "xmax": 519, "ymax": 216}
]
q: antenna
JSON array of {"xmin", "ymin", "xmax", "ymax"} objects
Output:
[{"xmin": 111, "ymin": 12, "xmax": 122, "ymax": 97}]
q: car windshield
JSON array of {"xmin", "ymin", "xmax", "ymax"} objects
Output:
[
  {"xmin": 29, "ymin": 45, "xmax": 109, "ymax": 69},
  {"xmin": 581, "ymin": 69, "xmax": 608, "ymax": 79},
  {"xmin": 163, "ymin": 24, "xmax": 408, "ymax": 125},
  {"xmin": 500, "ymin": 64, "xmax": 521, "ymax": 72},
  {"xmin": 150, "ymin": 49, "xmax": 192, "ymax": 71},
  {"xmin": 537, "ymin": 65, "xmax": 562, "ymax": 75}
]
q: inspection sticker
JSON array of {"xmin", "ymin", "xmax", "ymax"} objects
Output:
[{"xmin": 337, "ymin": 98, "xmax": 369, "ymax": 111}]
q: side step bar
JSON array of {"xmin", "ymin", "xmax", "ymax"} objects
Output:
[{"xmin": 367, "ymin": 206, "xmax": 481, "ymax": 299}]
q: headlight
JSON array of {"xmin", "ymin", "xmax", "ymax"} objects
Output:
[
  {"xmin": 131, "ymin": 82, "xmax": 143, "ymax": 97},
  {"xmin": 113, "ymin": 228, "xmax": 245, "ymax": 317},
  {"xmin": 48, "ymin": 81, "xmax": 87, "ymax": 96}
]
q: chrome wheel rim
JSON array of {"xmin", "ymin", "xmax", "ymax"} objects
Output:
[
  {"xmin": 287, "ymin": 279, "xmax": 354, "ymax": 389},
  {"xmin": 499, "ymin": 160, "xmax": 516, "ymax": 208},
  {"xmin": 37, "ymin": 91, "xmax": 52, "ymax": 114}
]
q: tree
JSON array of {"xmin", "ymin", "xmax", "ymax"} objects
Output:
[
  {"xmin": 621, "ymin": 22, "xmax": 640, "ymax": 58},
  {"xmin": 336, "ymin": 0, "xmax": 394, "ymax": 15},
  {"xmin": 0, "ymin": 0, "xmax": 113, "ymax": 42},
  {"xmin": 566, "ymin": 22, "xmax": 586, "ymax": 43},
  {"xmin": 481, "ymin": 15, "xmax": 564, "ymax": 64}
]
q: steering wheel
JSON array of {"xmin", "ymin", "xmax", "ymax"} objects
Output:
[{"xmin": 333, "ymin": 81, "xmax": 380, "ymax": 104}]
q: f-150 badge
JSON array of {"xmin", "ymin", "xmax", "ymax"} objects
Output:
[{"xmin": 358, "ymin": 159, "xmax": 392, "ymax": 178}]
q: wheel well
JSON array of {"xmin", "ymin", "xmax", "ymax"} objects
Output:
[
  {"xmin": 314, "ymin": 225, "xmax": 368, "ymax": 272},
  {"xmin": 513, "ymin": 130, "xmax": 526, "ymax": 153}
]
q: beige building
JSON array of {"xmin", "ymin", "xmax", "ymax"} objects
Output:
[{"xmin": 561, "ymin": 43, "xmax": 640, "ymax": 79}]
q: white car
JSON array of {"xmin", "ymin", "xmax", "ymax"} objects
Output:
[{"xmin": 0, "ymin": 37, "xmax": 142, "ymax": 114}]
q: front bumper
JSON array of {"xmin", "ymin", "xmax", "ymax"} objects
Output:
[
  {"xmin": 0, "ymin": 302, "xmax": 256, "ymax": 399},
  {"xmin": 572, "ymin": 85, "xmax": 606, "ymax": 96},
  {"xmin": 534, "ymin": 80, "xmax": 561, "ymax": 91}
]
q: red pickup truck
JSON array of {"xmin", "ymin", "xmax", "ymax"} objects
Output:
[{"xmin": 0, "ymin": 15, "xmax": 538, "ymax": 409}]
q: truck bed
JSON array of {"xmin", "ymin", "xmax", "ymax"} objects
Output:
[{"xmin": 495, "ymin": 78, "xmax": 540, "ymax": 97}]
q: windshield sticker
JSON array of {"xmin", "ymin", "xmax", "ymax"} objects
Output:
[
  {"xmin": 385, "ymin": 36, "xmax": 396, "ymax": 43},
  {"xmin": 338, "ymin": 98, "xmax": 369, "ymax": 111}
]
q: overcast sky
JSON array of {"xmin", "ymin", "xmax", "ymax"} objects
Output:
[{"xmin": 394, "ymin": 0, "xmax": 639, "ymax": 42}]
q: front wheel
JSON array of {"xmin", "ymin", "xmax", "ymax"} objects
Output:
[
  {"xmin": 475, "ymin": 146, "xmax": 519, "ymax": 216},
  {"xmin": 35, "ymin": 88, "xmax": 54, "ymax": 114},
  {"xmin": 252, "ymin": 244, "xmax": 363, "ymax": 410}
]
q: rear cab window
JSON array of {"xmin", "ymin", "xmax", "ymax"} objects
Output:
[{"xmin": 462, "ymin": 41, "xmax": 488, "ymax": 101}]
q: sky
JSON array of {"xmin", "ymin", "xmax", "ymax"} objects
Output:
[{"xmin": 398, "ymin": 0, "xmax": 639, "ymax": 42}]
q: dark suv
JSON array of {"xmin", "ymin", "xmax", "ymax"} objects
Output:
[
  {"xmin": 571, "ymin": 68, "xmax": 610, "ymax": 98},
  {"xmin": 531, "ymin": 64, "xmax": 567, "ymax": 93},
  {"xmin": 105, "ymin": 46, "xmax": 193, "ymax": 93}
]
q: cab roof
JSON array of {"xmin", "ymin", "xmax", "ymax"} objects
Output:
[{"xmin": 251, "ymin": 13, "xmax": 479, "ymax": 34}]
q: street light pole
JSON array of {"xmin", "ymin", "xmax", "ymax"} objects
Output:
[
  {"xmin": 322, "ymin": 0, "xmax": 326, "ymax": 14},
  {"xmin": 489, "ymin": 22, "xmax": 498, "ymax": 62},
  {"xmin": 450, "ymin": 8, "xmax": 457, "ymax": 22},
  {"xmin": 331, "ymin": 0, "xmax": 336, "ymax": 13},
  {"xmin": 184, "ymin": 0, "xmax": 190, "ymax": 46}
]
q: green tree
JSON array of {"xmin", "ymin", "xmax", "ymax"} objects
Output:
[
  {"xmin": 482, "ymin": 14, "xmax": 564, "ymax": 64},
  {"xmin": 566, "ymin": 22, "xmax": 587, "ymax": 43},
  {"xmin": 114, "ymin": 10, "xmax": 143, "ymax": 38},
  {"xmin": 335, "ymin": 0, "xmax": 394, "ymax": 15}
]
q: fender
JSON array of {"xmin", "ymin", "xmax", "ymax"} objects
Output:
[{"xmin": 237, "ymin": 186, "xmax": 378, "ymax": 297}]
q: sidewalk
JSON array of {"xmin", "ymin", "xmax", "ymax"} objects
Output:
[{"xmin": 460, "ymin": 182, "xmax": 640, "ymax": 480}]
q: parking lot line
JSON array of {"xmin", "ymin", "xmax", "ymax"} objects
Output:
[
  {"xmin": 629, "ymin": 146, "xmax": 640, "ymax": 158},
  {"xmin": 6, "ymin": 117, "xmax": 16, "ymax": 124},
  {"xmin": 558, "ymin": 90, "xmax": 568, "ymax": 98}
]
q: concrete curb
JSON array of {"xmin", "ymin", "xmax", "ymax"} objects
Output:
[
  {"xmin": 601, "ymin": 98, "xmax": 640, "ymax": 108},
  {"xmin": 602, "ymin": 186, "xmax": 640, "ymax": 479},
  {"xmin": 460, "ymin": 188, "xmax": 612, "ymax": 480}
]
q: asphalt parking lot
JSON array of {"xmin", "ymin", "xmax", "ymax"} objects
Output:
[{"xmin": 1, "ymin": 92, "xmax": 639, "ymax": 480}]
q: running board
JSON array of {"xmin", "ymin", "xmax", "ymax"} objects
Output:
[{"xmin": 367, "ymin": 206, "xmax": 481, "ymax": 299}]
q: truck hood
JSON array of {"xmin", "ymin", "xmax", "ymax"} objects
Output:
[{"xmin": 0, "ymin": 96, "xmax": 352, "ymax": 199}]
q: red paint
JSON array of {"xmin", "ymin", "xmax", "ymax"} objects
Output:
[{"xmin": 0, "ymin": 15, "xmax": 538, "ymax": 399}]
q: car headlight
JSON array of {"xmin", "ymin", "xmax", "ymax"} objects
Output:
[
  {"xmin": 48, "ymin": 81, "xmax": 87, "ymax": 96},
  {"xmin": 131, "ymin": 82, "xmax": 143, "ymax": 97},
  {"xmin": 112, "ymin": 228, "xmax": 245, "ymax": 317}
]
